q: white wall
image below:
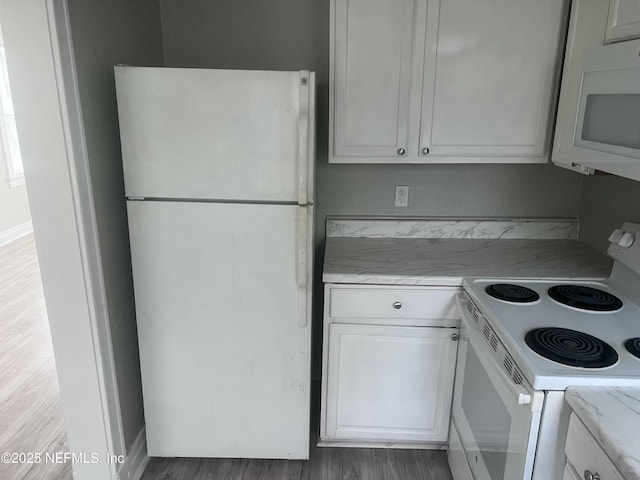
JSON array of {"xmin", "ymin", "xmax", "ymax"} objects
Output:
[
  {"xmin": 66, "ymin": 0, "xmax": 164, "ymax": 451},
  {"xmin": 0, "ymin": 171, "xmax": 30, "ymax": 237},
  {"xmin": 0, "ymin": 18, "xmax": 30, "ymax": 239},
  {"xmin": 578, "ymin": 175, "xmax": 640, "ymax": 252}
]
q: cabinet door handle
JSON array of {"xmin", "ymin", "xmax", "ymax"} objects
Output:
[
  {"xmin": 397, "ymin": 148, "xmax": 405, "ymax": 156},
  {"xmin": 422, "ymin": 147, "xmax": 430, "ymax": 155},
  {"xmin": 583, "ymin": 470, "xmax": 600, "ymax": 480},
  {"xmin": 451, "ymin": 333, "xmax": 459, "ymax": 341},
  {"xmin": 392, "ymin": 301, "xmax": 402, "ymax": 309}
]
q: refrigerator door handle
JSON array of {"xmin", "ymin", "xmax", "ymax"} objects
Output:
[
  {"xmin": 296, "ymin": 206, "xmax": 308, "ymax": 291},
  {"xmin": 296, "ymin": 206, "xmax": 308, "ymax": 328},
  {"xmin": 297, "ymin": 70, "xmax": 310, "ymax": 205}
]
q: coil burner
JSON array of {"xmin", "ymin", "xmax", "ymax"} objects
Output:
[
  {"xmin": 485, "ymin": 284, "xmax": 540, "ymax": 303},
  {"xmin": 525, "ymin": 327, "xmax": 618, "ymax": 368},
  {"xmin": 548, "ymin": 285, "xmax": 622, "ymax": 312}
]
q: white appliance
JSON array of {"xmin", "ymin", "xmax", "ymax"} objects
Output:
[
  {"xmin": 448, "ymin": 221, "xmax": 640, "ymax": 480},
  {"xmin": 114, "ymin": 66, "xmax": 316, "ymax": 459},
  {"xmin": 566, "ymin": 38, "xmax": 640, "ymax": 180}
]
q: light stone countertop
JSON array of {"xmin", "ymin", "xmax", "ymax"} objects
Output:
[
  {"xmin": 323, "ymin": 217, "xmax": 611, "ymax": 285},
  {"xmin": 323, "ymin": 237, "xmax": 612, "ymax": 285},
  {"xmin": 565, "ymin": 387, "xmax": 640, "ymax": 480}
]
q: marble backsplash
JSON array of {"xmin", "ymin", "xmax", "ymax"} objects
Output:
[{"xmin": 326, "ymin": 217, "xmax": 579, "ymax": 240}]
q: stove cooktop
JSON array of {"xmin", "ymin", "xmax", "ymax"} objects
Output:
[{"xmin": 462, "ymin": 278, "xmax": 640, "ymax": 390}]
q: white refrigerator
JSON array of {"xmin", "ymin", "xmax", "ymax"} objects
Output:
[{"xmin": 114, "ymin": 66, "xmax": 315, "ymax": 459}]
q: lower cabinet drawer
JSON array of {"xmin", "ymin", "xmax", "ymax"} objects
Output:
[
  {"xmin": 323, "ymin": 323, "xmax": 459, "ymax": 444},
  {"xmin": 565, "ymin": 413, "xmax": 624, "ymax": 480},
  {"xmin": 329, "ymin": 285, "xmax": 459, "ymax": 321}
]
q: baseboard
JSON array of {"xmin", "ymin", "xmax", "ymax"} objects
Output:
[
  {"xmin": 116, "ymin": 426, "xmax": 149, "ymax": 480},
  {"xmin": 317, "ymin": 437, "xmax": 447, "ymax": 450},
  {"xmin": 0, "ymin": 221, "xmax": 33, "ymax": 247}
]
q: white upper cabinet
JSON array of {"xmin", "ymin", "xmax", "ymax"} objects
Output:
[
  {"xmin": 329, "ymin": 0, "xmax": 568, "ymax": 164},
  {"xmin": 331, "ymin": 0, "xmax": 423, "ymax": 158},
  {"xmin": 606, "ymin": 0, "xmax": 640, "ymax": 43},
  {"xmin": 419, "ymin": 0, "xmax": 566, "ymax": 159}
]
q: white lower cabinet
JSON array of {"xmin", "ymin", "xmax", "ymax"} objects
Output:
[
  {"xmin": 564, "ymin": 413, "xmax": 624, "ymax": 480},
  {"xmin": 320, "ymin": 284, "xmax": 460, "ymax": 447}
]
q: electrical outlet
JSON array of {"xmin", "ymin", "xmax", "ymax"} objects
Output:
[{"xmin": 394, "ymin": 186, "xmax": 409, "ymax": 207}]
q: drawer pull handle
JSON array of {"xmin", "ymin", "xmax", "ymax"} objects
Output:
[
  {"xmin": 584, "ymin": 470, "xmax": 600, "ymax": 480},
  {"xmin": 392, "ymin": 302, "xmax": 402, "ymax": 310}
]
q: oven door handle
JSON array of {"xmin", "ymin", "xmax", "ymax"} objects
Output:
[{"xmin": 456, "ymin": 294, "xmax": 536, "ymax": 409}]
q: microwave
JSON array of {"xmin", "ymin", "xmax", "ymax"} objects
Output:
[{"xmin": 569, "ymin": 38, "xmax": 640, "ymax": 179}]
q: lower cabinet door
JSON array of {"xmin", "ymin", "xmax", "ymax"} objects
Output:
[
  {"xmin": 565, "ymin": 413, "xmax": 625, "ymax": 480},
  {"xmin": 325, "ymin": 323, "xmax": 458, "ymax": 443}
]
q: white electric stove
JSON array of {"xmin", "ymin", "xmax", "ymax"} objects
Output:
[
  {"xmin": 448, "ymin": 222, "xmax": 640, "ymax": 480},
  {"xmin": 463, "ymin": 277, "xmax": 640, "ymax": 390}
]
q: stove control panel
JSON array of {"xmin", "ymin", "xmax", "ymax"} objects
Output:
[
  {"xmin": 608, "ymin": 229, "xmax": 635, "ymax": 248},
  {"xmin": 620, "ymin": 232, "xmax": 636, "ymax": 248},
  {"xmin": 608, "ymin": 222, "xmax": 640, "ymax": 273}
]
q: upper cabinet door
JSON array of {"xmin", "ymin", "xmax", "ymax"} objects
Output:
[
  {"xmin": 331, "ymin": 0, "xmax": 422, "ymax": 159},
  {"xmin": 606, "ymin": 0, "xmax": 640, "ymax": 43},
  {"xmin": 419, "ymin": 0, "xmax": 566, "ymax": 159}
]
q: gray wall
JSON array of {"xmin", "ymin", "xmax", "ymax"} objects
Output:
[
  {"xmin": 159, "ymin": 0, "xmax": 584, "ymax": 369},
  {"xmin": 578, "ymin": 174, "xmax": 640, "ymax": 253},
  {"xmin": 159, "ymin": 0, "xmax": 583, "ymax": 247},
  {"xmin": 67, "ymin": 0, "xmax": 164, "ymax": 450}
]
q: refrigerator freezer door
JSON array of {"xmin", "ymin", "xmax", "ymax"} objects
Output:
[
  {"xmin": 115, "ymin": 67, "xmax": 315, "ymax": 204},
  {"xmin": 127, "ymin": 200, "xmax": 312, "ymax": 459}
]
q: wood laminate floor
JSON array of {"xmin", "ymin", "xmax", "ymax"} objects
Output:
[
  {"xmin": 0, "ymin": 235, "xmax": 71, "ymax": 480},
  {"xmin": 142, "ymin": 446, "xmax": 453, "ymax": 480}
]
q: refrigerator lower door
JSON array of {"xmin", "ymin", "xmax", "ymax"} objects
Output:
[{"xmin": 127, "ymin": 200, "xmax": 312, "ymax": 459}]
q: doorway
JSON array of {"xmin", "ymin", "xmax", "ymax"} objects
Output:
[
  {"xmin": 0, "ymin": 15, "xmax": 71, "ymax": 479},
  {"xmin": 0, "ymin": 1, "xmax": 131, "ymax": 479}
]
